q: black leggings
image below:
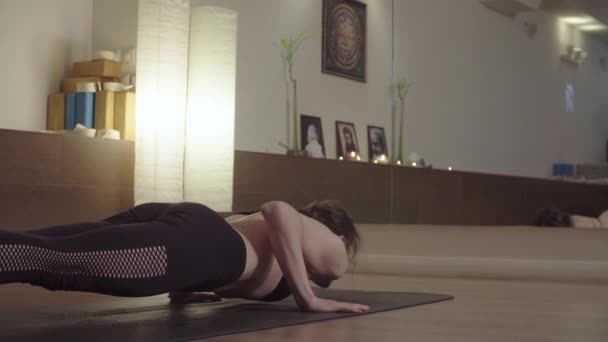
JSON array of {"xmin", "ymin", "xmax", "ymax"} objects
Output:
[{"xmin": 0, "ymin": 203, "xmax": 246, "ymax": 297}]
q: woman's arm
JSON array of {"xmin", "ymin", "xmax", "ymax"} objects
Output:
[{"xmin": 260, "ymin": 201, "xmax": 368, "ymax": 313}]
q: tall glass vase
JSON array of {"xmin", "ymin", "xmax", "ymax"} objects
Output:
[
  {"xmin": 397, "ymin": 98, "xmax": 404, "ymax": 163},
  {"xmin": 285, "ymin": 78, "xmax": 304, "ymax": 157},
  {"xmin": 291, "ymin": 79, "xmax": 298, "ymax": 151}
]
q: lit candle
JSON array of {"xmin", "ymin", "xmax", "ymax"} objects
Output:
[
  {"xmin": 373, "ymin": 160, "xmax": 378, "ymax": 164},
  {"xmin": 350, "ymin": 151, "xmax": 356, "ymax": 158},
  {"xmin": 448, "ymin": 166, "xmax": 452, "ymax": 171},
  {"xmin": 356, "ymin": 155, "xmax": 361, "ymax": 161},
  {"xmin": 339, "ymin": 156, "xmax": 343, "ymax": 161},
  {"xmin": 412, "ymin": 162, "xmax": 417, "ymax": 167},
  {"xmin": 397, "ymin": 160, "xmax": 401, "ymax": 165},
  {"xmin": 380, "ymin": 154, "xmax": 386, "ymax": 161}
]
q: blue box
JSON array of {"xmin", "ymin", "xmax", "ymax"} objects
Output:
[
  {"xmin": 552, "ymin": 163, "xmax": 574, "ymax": 177},
  {"xmin": 65, "ymin": 93, "xmax": 77, "ymax": 129},
  {"xmin": 75, "ymin": 93, "xmax": 95, "ymax": 128}
]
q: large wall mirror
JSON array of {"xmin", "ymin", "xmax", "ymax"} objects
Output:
[{"xmin": 92, "ymin": 0, "xmax": 607, "ymax": 179}]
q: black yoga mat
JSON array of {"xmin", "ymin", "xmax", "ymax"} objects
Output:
[{"xmin": 0, "ymin": 289, "xmax": 453, "ymax": 342}]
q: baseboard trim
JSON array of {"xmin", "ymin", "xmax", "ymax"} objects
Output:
[{"xmin": 352, "ymin": 254, "xmax": 608, "ymax": 284}]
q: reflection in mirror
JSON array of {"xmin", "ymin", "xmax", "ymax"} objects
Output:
[{"xmin": 393, "ymin": 1, "xmax": 608, "ymax": 178}]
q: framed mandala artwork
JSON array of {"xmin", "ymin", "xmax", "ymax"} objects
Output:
[{"xmin": 322, "ymin": 0, "xmax": 367, "ymax": 82}]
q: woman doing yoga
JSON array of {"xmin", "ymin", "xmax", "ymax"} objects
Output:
[
  {"xmin": 534, "ymin": 208, "xmax": 608, "ymax": 228},
  {"xmin": 0, "ymin": 200, "xmax": 368, "ymax": 313}
]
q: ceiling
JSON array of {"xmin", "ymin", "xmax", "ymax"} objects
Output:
[{"xmin": 541, "ymin": 0, "xmax": 608, "ymax": 44}]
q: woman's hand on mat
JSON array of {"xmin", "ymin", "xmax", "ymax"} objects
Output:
[
  {"xmin": 304, "ymin": 296, "xmax": 369, "ymax": 313},
  {"xmin": 169, "ymin": 291, "xmax": 222, "ymax": 304}
]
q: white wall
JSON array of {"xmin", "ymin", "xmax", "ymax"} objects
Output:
[
  {"xmin": 193, "ymin": 0, "xmax": 608, "ymax": 178},
  {"xmin": 395, "ymin": 0, "xmax": 608, "ymax": 177},
  {"xmin": 92, "ymin": 0, "xmax": 138, "ymax": 52},
  {"xmin": 192, "ymin": 0, "xmax": 393, "ymax": 161},
  {"xmin": 0, "ymin": 0, "xmax": 92, "ymax": 131}
]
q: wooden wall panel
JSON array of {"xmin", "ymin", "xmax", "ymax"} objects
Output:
[
  {"xmin": 416, "ymin": 197, "xmax": 463, "ymax": 225},
  {"xmin": 0, "ymin": 130, "xmax": 62, "ymax": 185},
  {"xmin": 0, "ymin": 184, "xmax": 121, "ymax": 230},
  {"xmin": 496, "ymin": 202, "xmax": 541, "ymax": 226},
  {"xmin": 414, "ymin": 168, "xmax": 463, "ymax": 201},
  {"xmin": 233, "ymin": 151, "xmax": 608, "ymax": 225},
  {"xmin": 389, "ymin": 198, "xmax": 418, "ymax": 224},
  {"xmin": 0, "ymin": 129, "xmax": 134, "ymax": 231},
  {"xmin": 458, "ymin": 199, "xmax": 499, "ymax": 226},
  {"xmin": 233, "ymin": 151, "xmax": 391, "ymax": 223},
  {"xmin": 460, "ymin": 173, "xmax": 525, "ymax": 202},
  {"xmin": 1, "ymin": 136, "xmax": 606, "ymax": 228},
  {"xmin": 61, "ymin": 135, "xmax": 126, "ymax": 186}
]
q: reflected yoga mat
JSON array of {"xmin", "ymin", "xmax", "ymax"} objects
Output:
[{"xmin": 0, "ymin": 289, "xmax": 453, "ymax": 341}]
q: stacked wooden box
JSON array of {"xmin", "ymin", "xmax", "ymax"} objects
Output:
[{"xmin": 47, "ymin": 59, "xmax": 135, "ymax": 141}]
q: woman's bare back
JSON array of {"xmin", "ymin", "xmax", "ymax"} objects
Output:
[{"xmin": 211, "ymin": 213, "xmax": 284, "ymax": 299}]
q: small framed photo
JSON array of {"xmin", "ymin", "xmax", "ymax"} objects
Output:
[
  {"xmin": 336, "ymin": 121, "xmax": 360, "ymax": 160},
  {"xmin": 367, "ymin": 125, "xmax": 389, "ymax": 164},
  {"xmin": 300, "ymin": 114, "xmax": 326, "ymax": 158}
]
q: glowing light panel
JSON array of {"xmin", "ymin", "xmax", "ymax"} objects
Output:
[
  {"xmin": 184, "ymin": 6, "xmax": 238, "ymax": 211},
  {"xmin": 135, "ymin": 0, "xmax": 190, "ymax": 203}
]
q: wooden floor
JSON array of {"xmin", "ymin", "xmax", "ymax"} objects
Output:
[{"xmin": 203, "ymin": 274, "xmax": 608, "ymax": 342}]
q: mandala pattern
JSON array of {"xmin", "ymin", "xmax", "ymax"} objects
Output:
[
  {"xmin": 328, "ymin": 4, "xmax": 362, "ymax": 71},
  {"xmin": 323, "ymin": 0, "xmax": 366, "ymax": 82}
]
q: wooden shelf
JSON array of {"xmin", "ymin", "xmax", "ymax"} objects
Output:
[
  {"xmin": 233, "ymin": 151, "xmax": 608, "ymax": 225},
  {"xmin": 0, "ymin": 129, "xmax": 134, "ymax": 230}
]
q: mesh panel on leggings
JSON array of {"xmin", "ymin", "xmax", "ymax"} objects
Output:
[{"xmin": 0, "ymin": 244, "xmax": 167, "ymax": 279}]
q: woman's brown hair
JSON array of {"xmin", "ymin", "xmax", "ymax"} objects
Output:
[
  {"xmin": 298, "ymin": 200, "xmax": 360, "ymax": 260},
  {"xmin": 533, "ymin": 207, "xmax": 572, "ymax": 227}
]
